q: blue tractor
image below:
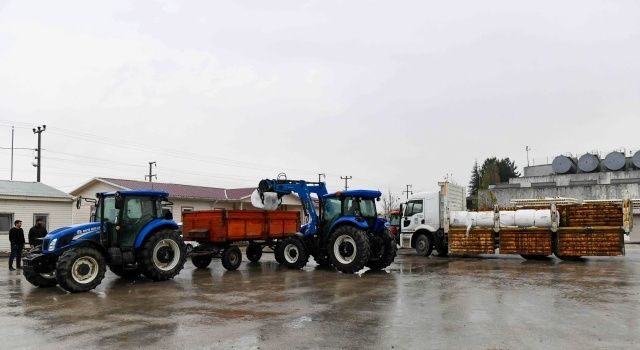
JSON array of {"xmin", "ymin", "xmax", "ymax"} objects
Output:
[
  {"xmin": 256, "ymin": 177, "xmax": 396, "ymax": 273},
  {"xmin": 22, "ymin": 190, "xmax": 187, "ymax": 293}
]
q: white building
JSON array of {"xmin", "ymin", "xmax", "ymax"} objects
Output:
[
  {"xmin": 70, "ymin": 178, "xmax": 306, "ymax": 224},
  {"xmin": 0, "ymin": 180, "xmax": 73, "ymax": 252}
]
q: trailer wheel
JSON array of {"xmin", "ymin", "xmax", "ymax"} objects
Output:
[
  {"xmin": 24, "ymin": 269, "xmax": 57, "ymax": 288},
  {"xmin": 138, "ymin": 229, "xmax": 187, "ymax": 281},
  {"xmin": 328, "ymin": 226, "xmax": 371, "ymax": 274},
  {"xmin": 366, "ymin": 229, "xmax": 397, "ymax": 271},
  {"xmin": 56, "ymin": 247, "xmax": 106, "ymax": 293},
  {"xmin": 109, "ymin": 265, "xmax": 141, "ymax": 279},
  {"xmin": 276, "ymin": 237, "xmax": 309, "ymax": 269},
  {"xmin": 415, "ymin": 234, "xmax": 434, "ymax": 257},
  {"xmin": 221, "ymin": 246, "xmax": 242, "ymax": 271},
  {"xmin": 246, "ymin": 243, "xmax": 263, "ymax": 263},
  {"xmin": 191, "ymin": 255, "xmax": 213, "ymax": 269}
]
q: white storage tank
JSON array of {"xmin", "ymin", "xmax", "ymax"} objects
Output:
[
  {"xmin": 633, "ymin": 151, "xmax": 640, "ymax": 169},
  {"xmin": 603, "ymin": 151, "xmax": 627, "ymax": 171},
  {"xmin": 552, "ymin": 155, "xmax": 577, "ymax": 174},
  {"xmin": 578, "ymin": 153, "xmax": 601, "ymax": 173}
]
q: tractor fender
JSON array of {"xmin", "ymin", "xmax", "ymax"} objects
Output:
[
  {"xmin": 134, "ymin": 220, "xmax": 180, "ymax": 249},
  {"xmin": 410, "ymin": 226, "xmax": 438, "ymax": 248},
  {"xmin": 328, "ymin": 217, "xmax": 369, "ymax": 234}
]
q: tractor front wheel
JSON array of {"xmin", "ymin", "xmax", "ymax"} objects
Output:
[
  {"xmin": 138, "ymin": 229, "xmax": 186, "ymax": 281},
  {"xmin": 328, "ymin": 226, "xmax": 371, "ymax": 274},
  {"xmin": 56, "ymin": 247, "xmax": 106, "ymax": 293},
  {"xmin": 24, "ymin": 269, "xmax": 57, "ymax": 288},
  {"xmin": 275, "ymin": 237, "xmax": 309, "ymax": 269},
  {"xmin": 221, "ymin": 246, "xmax": 242, "ymax": 271}
]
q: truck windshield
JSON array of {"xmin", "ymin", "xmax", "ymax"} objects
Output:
[{"xmin": 95, "ymin": 196, "xmax": 118, "ymax": 223}]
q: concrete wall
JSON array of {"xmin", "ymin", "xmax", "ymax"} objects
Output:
[{"xmin": 0, "ymin": 199, "xmax": 73, "ymax": 252}]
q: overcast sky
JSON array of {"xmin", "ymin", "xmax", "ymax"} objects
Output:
[{"xmin": 1, "ymin": 0, "xmax": 639, "ymax": 197}]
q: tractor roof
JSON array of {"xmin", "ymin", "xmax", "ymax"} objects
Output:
[
  {"xmin": 324, "ymin": 190, "xmax": 382, "ymax": 200},
  {"xmin": 97, "ymin": 190, "xmax": 169, "ymax": 197}
]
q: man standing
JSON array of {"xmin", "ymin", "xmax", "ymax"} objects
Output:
[
  {"xmin": 28, "ymin": 218, "xmax": 48, "ymax": 248},
  {"xmin": 9, "ymin": 220, "xmax": 25, "ymax": 271}
]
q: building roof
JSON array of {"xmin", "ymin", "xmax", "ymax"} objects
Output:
[
  {"xmin": 71, "ymin": 177, "xmax": 257, "ymax": 202},
  {"xmin": 0, "ymin": 180, "xmax": 73, "ymax": 200}
]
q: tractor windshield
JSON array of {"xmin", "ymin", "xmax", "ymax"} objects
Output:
[
  {"xmin": 95, "ymin": 196, "xmax": 118, "ymax": 223},
  {"xmin": 343, "ymin": 197, "xmax": 377, "ymax": 218}
]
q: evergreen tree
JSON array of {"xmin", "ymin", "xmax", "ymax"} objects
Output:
[{"xmin": 469, "ymin": 160, "xmax": 480, "ymax": 196}]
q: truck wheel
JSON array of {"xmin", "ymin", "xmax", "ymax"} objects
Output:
[
  {"xmin": 138, "ymin": 229, "xmax": 187, "ymax": 281},
  {"xmin": 276, "ymin": 237, "xmax": 309, "ymax": 269},
  {"xmin": 434, "ymin": 231, "xmax": 448, "ymax": 257},
  {"xmin": 222, "ymin": 246, "xmax": 242, "ymax": 270},
  {"xmin": 366, "ymin": 230, "xmax": 397, "ymax": 271},
  {"xmin": 328, "ymin": 226, "xmax": 371, "ymax": 274},
  {"xmin": 415, "ymin": 234, "xmax": 434, "ymax": 257},
  {"xmin": 191, "ymin": 255, "xmax": 213, "ymax": 269},
  {"xmin": 246, "ymin": 244, "xmax": 263, "ymax": 263},
  {"xmin": 56, "ymin": 247, "xmax": 106, "ymax": 293},
  {"xmin": 24, "ymin": 269, "xmax": 57, "ymax": 288},
  {"xmin": 109, "ymin": 265, "xmax": 141, "ymax": 279}
]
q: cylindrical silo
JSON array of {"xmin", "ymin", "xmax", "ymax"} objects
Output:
[
  {"xmin": 633, "ymin": 151, "xmax": 640, "ymax": 169},
  {"xmin": 552, "ymin": 155, "xmax": 577, "ymax": 174},
  {"xmin": 578, "ymin": 153, "xmax": 601, "ymax": 173},
  {"xmin": 603, "ymin": 151, "xmax": 627, "ymax": 171}
]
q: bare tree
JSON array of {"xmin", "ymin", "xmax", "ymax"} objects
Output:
[{"xmin": 381, "ymin": 189, "xmax": 400, "ymax": 215}]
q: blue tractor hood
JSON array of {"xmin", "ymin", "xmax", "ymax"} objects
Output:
[{"xmin": 42, "ymin": 222, "xmax": 102, "ymax": 253}]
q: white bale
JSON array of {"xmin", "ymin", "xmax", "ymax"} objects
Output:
[
  {"xmin": 467, "ymin": 212, "xmax": 478, "ymax": 227},
  {"xmin": 499, "ymin": 211, "xmax": 516, "ymax": 227},
  {"xmin": 450, "ymin": 211, "xmax": 469, "ymax": 227},
  {"xmin": 475, "ymin": 212, "xmax": 494, "ymax": 227},
  {"xmin": 262, "ymin": 192, "xmax": 281, "ymax": 211},
  {"xmin": 534, "ymin": 210, "xmax": 553, "ymax": 228},
  {"xmin": 515, "ymin": 209, "xmax": 536, "ymax": 227}
]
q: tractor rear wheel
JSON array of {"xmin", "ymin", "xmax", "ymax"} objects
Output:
[
  {"xmin": 24, "ymin": 269, "xmax": 57, "ymax": 288},
  {"xmin": 275, "ymin": 237, "xmax": 309, "ymax": 269},
  {"xmin": 328, "ymin": 226, "xmax": 371, "ymax": 274},
  {"xmin": 366, "ymin": 229, "xmax": 397, "ymax": 271},
  {"xmin": 221, "ymin": 246, "xmax": 242, "ymax": 271},
  {"xmin": 246, "ymin": 244, "xmax": 263, "ymax": 263},
  {"xmin": 109, "ymin": 265, "xmax": 141, "ymax": 279},
  {"xmin": 138, "ymin": 229, "xmax": 186, "ymax": 281},
  {"xmin": 415, "ymin": 234, "xmax": 434, "ymax": 257},
  {"xmin": 56, "ymin": 247, "xmax": 106, "ymax": 293},
  {"xmin": 191, "ymin": 255, "xmax": 213, "ymax": 269}
]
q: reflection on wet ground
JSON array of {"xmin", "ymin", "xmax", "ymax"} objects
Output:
[{"xmin": 1, "ymin": 247, "xmax": 639, "ymax": 349}]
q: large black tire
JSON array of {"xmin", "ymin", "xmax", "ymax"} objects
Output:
[
  {"xmin": 328, "ymin": 226, "xmax": 371, "ymax": 274},
  {"xmin": 275, "ymin": 237, "xmax": 309, "ymax": 269},
  {"xmin": 415, "ymin": 234, "xmax": 434, "ymax": 257},
  {"xmin": 109, "ymin": 265, "xmax": 141, "ymax": 279},
  {"xmin": 366, "ymin": 230, "xmax": 397, "ymax": 271},
  {"xmin": 24, "ymin": 269, "xmax": 57, "ymax": 288},
  {"xmin": 274, "ymin": 243, "xmax": 284, "ymax": 264},
  {"xmin": 521, "ymin": 255, "xmax": 549, "ymax": 261},
  {"xmin": 434, "ymin": 231, "xmax": 449, "ymax": 257},
  {"xmin": 191, "ymin": 255, "xmax": 213, "ymax": 269},
  {"xmin": 56, "ymin": 247, "xmax": 106, "ymax": 293},
  {"xmin": 246, "ymin": 244, "xmax": 263, "ymax": 263},
  {"xmin": 138, "ymin": 229, "xmax": 187, "ymax": 281},
  {"xmin": 221, "ymin": 246, "xmax": 242, "ymax": 271}
]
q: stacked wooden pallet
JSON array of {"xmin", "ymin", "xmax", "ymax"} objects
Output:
[
  {"xmin": 559, "ymin": 203, "xmax": 623, "ymax": 227},
  {"xmin": 557, "ymin": 229, "xmax": 624, "ymax": 257},
  {"xmin": 448, "ymin": 229, "xmax": 495, "ymax": 255},
  {"xmin": 499, "ymin": 229, "xmax": 552, "ymax": 255}
]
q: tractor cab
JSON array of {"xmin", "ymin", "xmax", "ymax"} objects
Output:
[{"xmin": 320, "ymin": 190, "xmax": 383, "ymax": 236}]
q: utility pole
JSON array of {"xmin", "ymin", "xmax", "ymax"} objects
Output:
[
  {"xmin": 318, "ymin": 173, "xmax": 326, "ymax": 183},
  {"xmin": 526, "ymin": 146, "xmax": 531, "ymax": 167},
  {"xmin": 145, "ymin": 162, "xmax": 157, "ymax": 182},
  {"xmin": 32, "ymin": 125, "xmax": 46, "ymax": 182},
  {"xmin": 340, "ymin": 176, "xmax": 352, "ymax": 191},
  {"xmin": 10, "ymin": 126, "xmax": 14, "ymax": 181},
  {"xmin": 403, "ymin": 184, "xmax": 413, "ymax": 200}
]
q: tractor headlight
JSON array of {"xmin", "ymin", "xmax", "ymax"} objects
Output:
[{"xmin": 48, "ymin": 239, "xmax": 58, "ymax": 252}]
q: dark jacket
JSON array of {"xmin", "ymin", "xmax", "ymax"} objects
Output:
[
  {"xmin": 29, "ymin": 225, "xmax": 48, "ymax": 246},
  {"xmin": 9, "ymin": 227, "xmax": 25, "ymax": 245}
]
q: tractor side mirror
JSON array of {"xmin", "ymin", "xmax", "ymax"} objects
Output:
[
  {"xmin": 163, "ymin": 210, "xmax": 173, "ymax": 220},
  {"xmin": 115, "ymin": 193, "xmax": 124, "ymax": 210},
  {"xmin": 76, "ymin": 197, "xmax": 82, "ymax": 210}
]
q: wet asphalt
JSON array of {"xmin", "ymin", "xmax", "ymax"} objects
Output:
[{"xmin": 1, "ymin": 247, "xmax": 640, "ymax": 350}]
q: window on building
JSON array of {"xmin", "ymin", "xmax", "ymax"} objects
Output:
[
  {"xmin": 0, "ymin": 213, "xmax": 14, "ymax": 234},
  {"xmin": 181, "ymin": 206, "xmax": 194, "ymax": 213},
  {"xmin": 33, "ymin": 214, "xmax": 49, "ymax": 231}
]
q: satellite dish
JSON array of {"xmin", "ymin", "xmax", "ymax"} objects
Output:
[{"xmin": 250, "ymin": 189, "xmax": 281, "ymax": 211}]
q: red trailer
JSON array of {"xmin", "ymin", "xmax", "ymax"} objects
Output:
[{"xmin": 181, "ymin": 210, "xmax": 308, "ymax": 270}]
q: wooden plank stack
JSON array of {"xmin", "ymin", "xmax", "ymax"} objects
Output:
[
  {"xmin": 499, "ymin": 230, "xmax": 552, "ymax": 255},
  {"xmin": 449, "ymin": 229, "xmax": 495, "ymax": 255},
  {"xmin": 558, "ymin": 203, "xmax": 623, "ymax": 227},
  {"xmin": 557, "ymin": 229, "xmax": 624, "ymax": 257}
]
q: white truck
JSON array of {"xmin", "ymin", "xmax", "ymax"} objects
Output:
[{"xmin": 399, "ymin": 182, "xmax": 466, "ymax": 257}]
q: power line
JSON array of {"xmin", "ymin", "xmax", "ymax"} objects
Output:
[
  {"xmin": 145, "ymin": 161, "xmax": 157, "ymax": 183},
  {"xmin": 403, "ymin": 185, "xmax": 413, "ymax": 200}
]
